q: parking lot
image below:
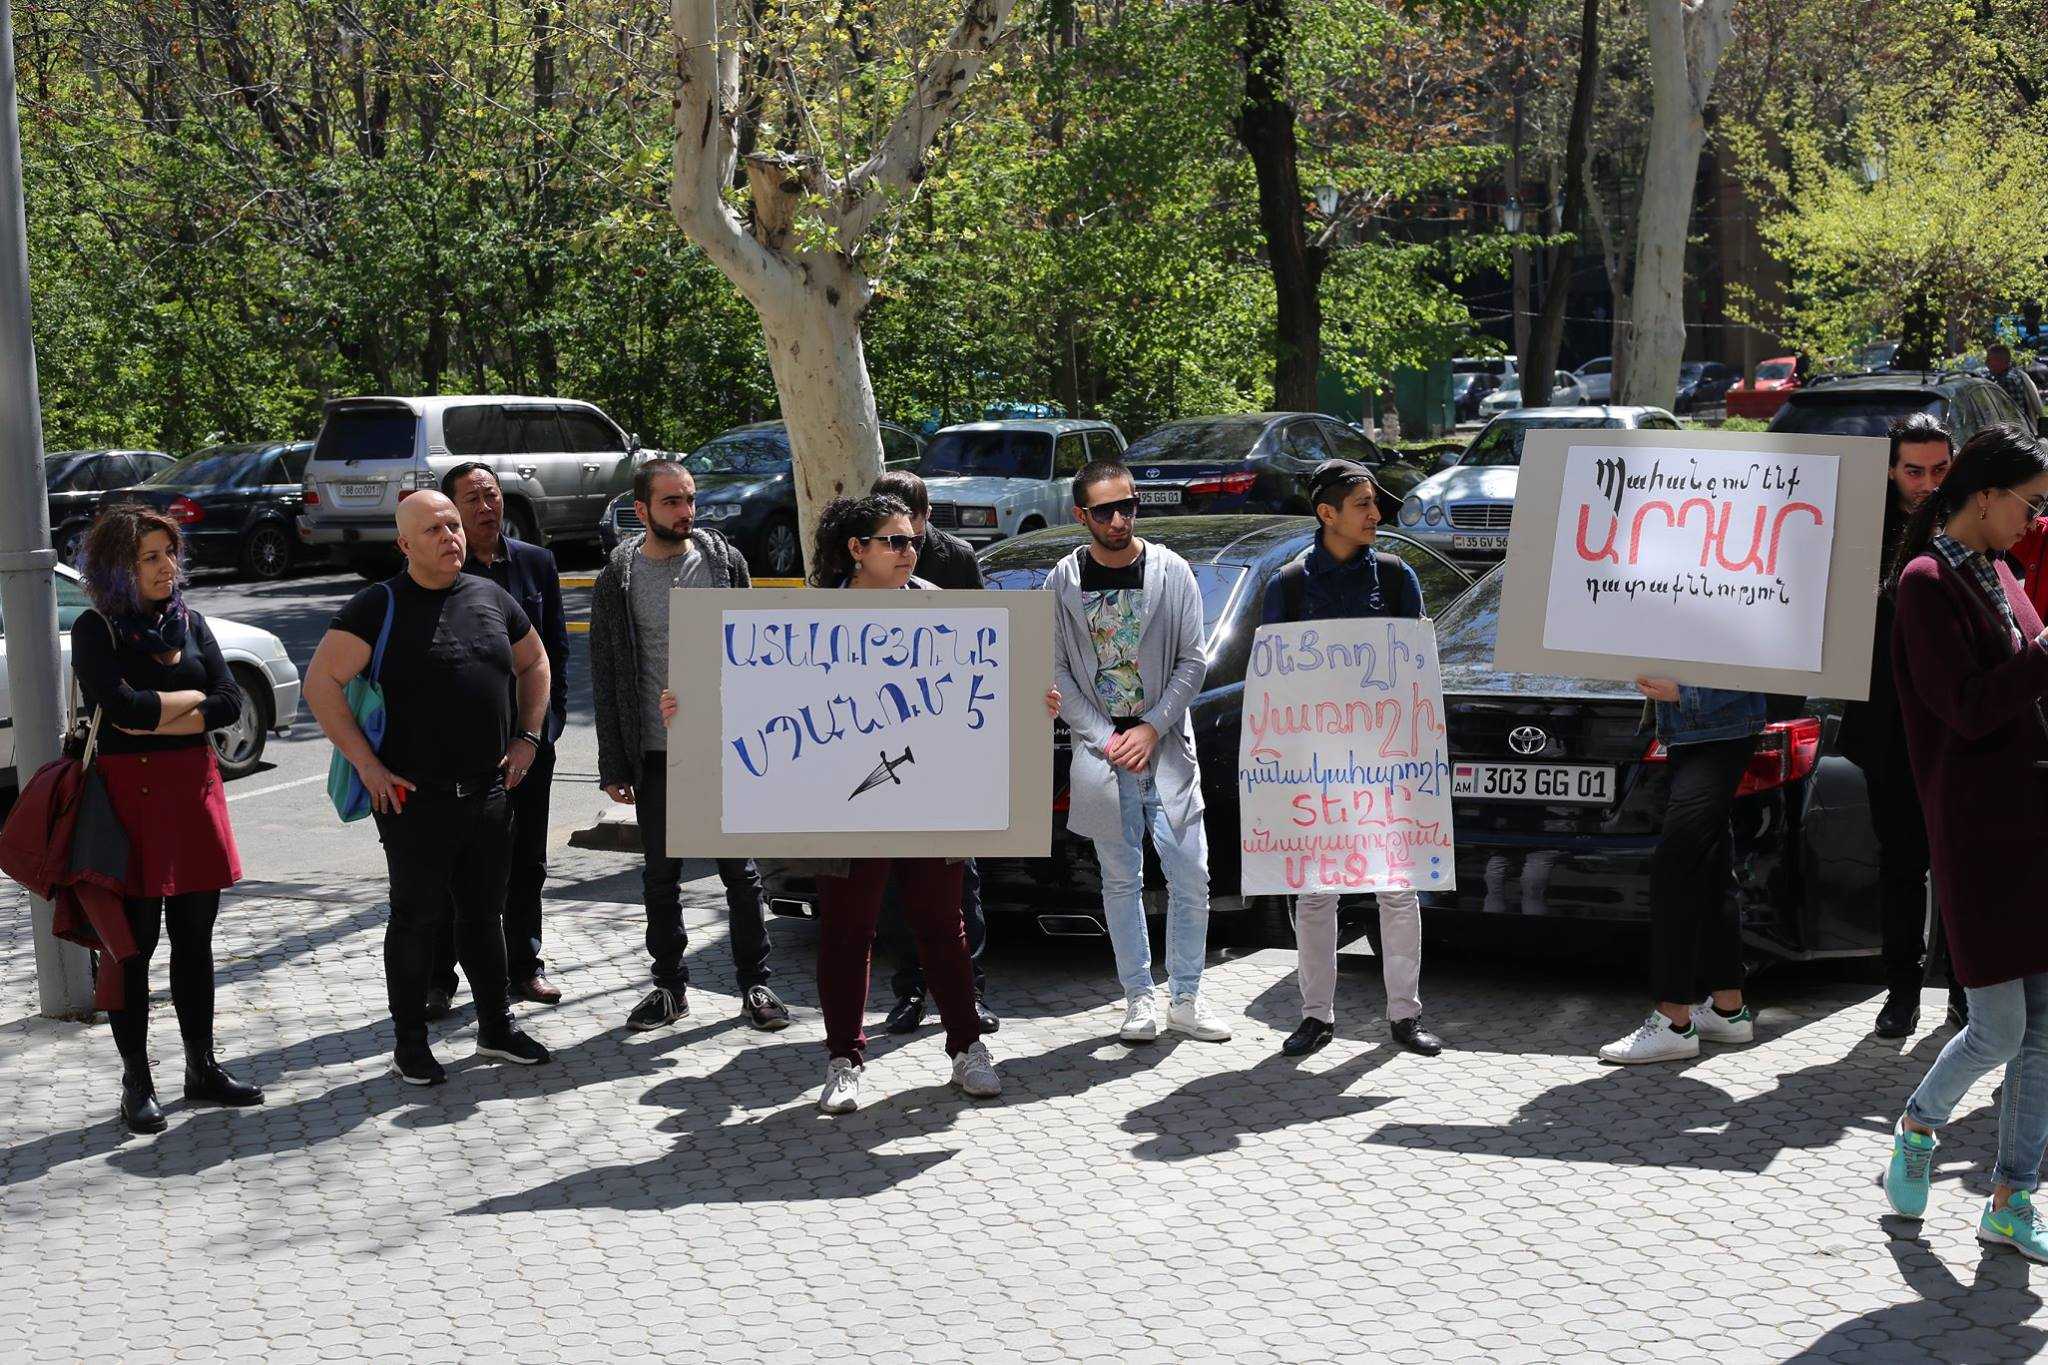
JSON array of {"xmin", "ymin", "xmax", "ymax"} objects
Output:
[{"xmin": 4, "ymin": 561, "xmax": 2045, "ymax": 1360}]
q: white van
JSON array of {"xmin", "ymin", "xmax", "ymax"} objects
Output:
[{"xmin": 299, "ymin": 395, "xmax": 647, "ymax": 575}]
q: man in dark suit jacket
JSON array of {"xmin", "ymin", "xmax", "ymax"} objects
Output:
[
  {"xmin": 430, "ymin": 461, "xmax": 572, "ymax": 1009},
  {"xmin": 870, "ymin": 470, "xmax": 999, "ymax": 1035}
]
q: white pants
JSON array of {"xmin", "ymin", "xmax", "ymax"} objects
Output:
[{"xmin": 1294, "ymin": 890, "xmax": 1422, "ymax": 1024}]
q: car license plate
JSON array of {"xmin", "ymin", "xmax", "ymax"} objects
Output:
[
  {"xmin": 1451, "ymin": 533, "xmax": 1508, "ymax": 551},
  {"xmin": 337, "ymin": 482, "xmax": 383, "ymax": 498},
  {"xmin": 1137, "ymin": 488, "xmax": 1181, "ymax": 505},
  {"xmin": 1452, "ymin": 762, "xmax": 1613, "ymax": 804}
]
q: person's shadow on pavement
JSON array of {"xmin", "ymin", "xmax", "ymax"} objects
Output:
[
  {"xmin": 1121, "ymin": 1046, "xmax": 1397, "ymax": 1163},
  {"xmin": 1785, "ymin": 1234, "xmax": 2045, "ymax": 1361}
]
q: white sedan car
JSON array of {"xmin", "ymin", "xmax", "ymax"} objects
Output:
[
  {"xmin": 1478, "ymin": 371, "xmax": 1588, "ymax": 417},
  {"xmin": 0, "ymin": 566, "xmax": 301, "ymax": 790}
]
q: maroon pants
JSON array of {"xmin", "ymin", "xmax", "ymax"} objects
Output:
[{"xmin": 817, "ymin": 858, "xmax": 980, "ymax": 1063}]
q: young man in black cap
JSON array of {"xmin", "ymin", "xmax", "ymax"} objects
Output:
[{"xmin": 1261, "ymin": 460, "xmax": 1443, "ymax": 1058}]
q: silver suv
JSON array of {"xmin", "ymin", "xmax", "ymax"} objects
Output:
[{"xmin": 299, "ymin": 395, "xmax": 646, "ymax": 574}]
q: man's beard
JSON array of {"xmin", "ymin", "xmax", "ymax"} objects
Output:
[
  {"xmin": 1087, "ymin": 520, "xmax": 1132, "ymax": 552},
  {"xmin": 646, "ymin": 512, "xmax": 690, "ymax": 544}
]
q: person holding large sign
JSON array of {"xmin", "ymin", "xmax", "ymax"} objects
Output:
[
  {"xmin": 1880, "ymin": 427, "xmax": 2048, "ymax": 1260},
  {"xmin": 1050, "ymin": 460, "xmax": 1231, "ymax": 1045},
  {"xmin": 1256, "ymin": 461, "xmax": 1444, "ymax": 1059}
]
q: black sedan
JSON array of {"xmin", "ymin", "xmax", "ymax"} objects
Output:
[
  {"xmin": 48, "ymin": 449, "xmax": 175, "ymax": 564},
  {"xmin": 1121, "ymin": 413, "xmax": 1428, "ymax": 522},
  {"xmin": 1430, "ymin": 566, "xmax": 1881, "ymax": 960},
  {"xmin": 597, "ymin": 420, "xmax": 923, "ymax": 576},
  {"xmin": 756, "ymin": 516, "xmax": 1476, "ymax": 943},
  {"xmin": 100, "ymin": 441, "xmax": 316, "ymax": 580},
  {"xmin": 1673, "ymin": 361, "xmax": 1739, "ymax": 414}
]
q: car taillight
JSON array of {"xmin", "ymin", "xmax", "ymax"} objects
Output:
[
  {"xmin": 1053, "ymin": 786, "xmax": 1070, "ymax": 813},
  {"xmin": 1640, "ymin": 716, "xmax": 1822, "ymax": 797},
  {"xmin": 303, "ymin": 486, "xmax": 320, "ymax": 506},
  {"xmin": 168, "ymin": 496, "xmax": 205, "ymax": 526},
  {"xmin": 1185, "ymin": 471, "xmax": 1258, "ymax": 496}
]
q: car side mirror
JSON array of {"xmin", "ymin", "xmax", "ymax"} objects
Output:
[
  {"xmin": 1437, "ymin": 452, "xmax": 1460, "ymax": 471},
  {"xmin": 627, "ymin": 432, "xmax": 642, "ymax": 452}
]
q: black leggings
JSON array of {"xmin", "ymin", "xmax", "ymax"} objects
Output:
[
  {"xmin": 1649, "ymin": 735, "xmax": 1757, "ymax": 1006},
  {"xmin": 106, "ymin": 892, "xmax": 221, "ymax": 1068}
]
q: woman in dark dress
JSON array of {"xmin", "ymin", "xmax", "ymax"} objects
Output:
[
  {"xmin": 73, "ymin": 505, "xmax": 262, "ymax": 1134},
  {"xmin": 1879, "ymin": 426, "xmax": 2048, "ymax": 1260}
]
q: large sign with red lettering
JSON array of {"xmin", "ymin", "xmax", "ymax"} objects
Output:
[
  {"xmin": 1495, "ymin": 428, "xmax": 1888, "ymax": 699},
  {"xmin": 1237, "ymin": 618, "xmax": 1456, "ymax": 897}
]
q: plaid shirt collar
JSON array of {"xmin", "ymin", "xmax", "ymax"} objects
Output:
[{"xmin": 1931, "ymin": 532, "xmax": 2016, "ymax": 627}]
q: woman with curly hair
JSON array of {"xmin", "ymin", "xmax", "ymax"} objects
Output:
[{"xmin": 73, "ymin": 504, "xmax": 261, "ymax": 1134}]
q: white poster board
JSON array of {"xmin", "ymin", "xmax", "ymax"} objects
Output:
[
  {"xmin": 1493, "ymin": 428, "xmax": 1888, "ymax": 699},
  {"xmin": 1237, "ymin": 617, "xmax": 1457, "ymax": 897},
  {"xmin": 665, "ymin": 589, "xmax": 1055, "ymax": 859}
]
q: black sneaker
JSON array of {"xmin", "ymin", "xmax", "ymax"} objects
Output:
[
  {"xmin": 1281, "ymin": 1017, "xmax": 1334, "ymax": 1057},
  {"xmin": 475, "ymin": 1029, "xmax": 551, "ymax": 1066},
  {"xmin": 392, "ymin": 1045, "xmax": 447, "ymax": 1087},
  {"xmin": 884, "ymin": 993, "xmax": 927, "ymax": 1034},
  {"xmin": 627, "ymin": 986, "xmax": 688, "ymax": 1032},
  {"xmin": 741, "ymin": 985, "xmax": 791, "ymax": 1031}
]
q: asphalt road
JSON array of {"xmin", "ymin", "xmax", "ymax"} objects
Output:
[{"xmin": 185, "ymin": 559, "xmax": 607, "ymax": 891}]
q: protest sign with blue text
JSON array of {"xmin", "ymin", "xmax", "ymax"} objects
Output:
[{"xmin": 1238, "ymin": 617, "xmax": 1456, "ymax": 897}]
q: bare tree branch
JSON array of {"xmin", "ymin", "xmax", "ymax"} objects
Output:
[{"xmin": 669, "ymin": 0, "xmax": 784, "ymax": 301}]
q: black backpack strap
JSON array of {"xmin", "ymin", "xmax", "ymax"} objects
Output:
[
  {"xmin": 1276, "ymin": 560, "xmax": 1307, "ymax": 621},
  {"xmin": 1373, "ymin": 550, "xmax": 1415, "ymax": 616}
]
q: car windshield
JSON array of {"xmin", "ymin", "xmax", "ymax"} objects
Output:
[
  {"xmin": 1436, "ymin": 566, "xmax": 1504, "ymax": 668},
  {"xmin": 1756, "ymin": 361, "xmax": 1795, "ymax": 382},
  {"xmin": 1854, "ymin": 343, "xmax": 1899, "ymax": 369},
  {"xmin": 1451, "ymin": 374, "xmax": 1482, "ymax": 396},
  {"xmin": 1462, "ymin": 415, "xmax": 1623, "ymax": 468},
  {"xmin": 685, "ymin": 431, "xmax": 789, "ymax": 476},
  {"xmin": 923, "ymin": 429, "xmax": 1054, "ymax": 479},
  {"xmin": 986, "ymin": 562, "xmax": 1247, "ymax": 646},
  {"xmin": 1679, "ymin": 363, "xmax": 1707, "ymax": 380},
  {"xmin": 147, "ymin": 447, "xmax": 264, "ymax": 488},
  {"xmin": 1771, "ymin": 395, "xmax": 1944, "ymax": 440},
  {"xmin": 1124, "ymin": 419, "xmax": 1269, "ymax": 463}
]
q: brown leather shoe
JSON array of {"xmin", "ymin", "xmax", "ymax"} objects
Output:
[{"xmin": 513, "ymin": 975, "xmax": 562, "ymax": 1005}]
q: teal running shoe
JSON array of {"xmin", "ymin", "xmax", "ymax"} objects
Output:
[
  {"xmin": 1979, "ymin": 1190, "xmax": 2048, "ymax": 1263},
  {"xmin": 1883, "ymin": 1118, "xmax": 1936, "ymax": 1218}
]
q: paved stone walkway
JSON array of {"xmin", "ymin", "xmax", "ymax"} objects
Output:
[{"xmin": 1, "ymin": 850, "xmax": 2041, "ymax": 1362}]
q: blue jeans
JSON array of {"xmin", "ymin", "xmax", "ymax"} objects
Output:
[
  {"xmin": 1091, "ymin": 768, "xmax": 1211, "ymax": 1001},
  {"xmin": 1905, "ymin": 973, "xmax": 2048, "ymax": 1192}
]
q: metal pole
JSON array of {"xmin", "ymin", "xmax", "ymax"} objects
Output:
[{"xmin": 0, "ymin": 0, "xmax": 94, "ymax": 1018}]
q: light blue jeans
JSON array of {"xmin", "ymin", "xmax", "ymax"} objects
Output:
[
  {"xmin": 1905, "ymin": 973, "xmax": 2048, "ymax": 1192},
  {"xmin": 1092, "ymin": 768, "xmax": 1211, "ymax": 1002}
]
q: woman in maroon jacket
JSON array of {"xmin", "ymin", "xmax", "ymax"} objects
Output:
[
  {"xmin": 1880, "ymin": 425, "xmax": 2048, "ymax": 1259},
  {"xmin": 73, "ymin": 505, "xmax": 262, "ymax": 1135}
]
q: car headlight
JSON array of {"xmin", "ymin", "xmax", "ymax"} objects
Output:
[
  {"xmin": 699, "ymin": 503, "xmax": 741, "ymax": 521},
  {"xmin": 1423, "ymin": 504, "xmax": 1445, "ymax": 526},
  {"xmin": 959, "ymin": 507, "xmax": 997, "ymax": 528},
  {"xmin": 1399, "ymin": 496, "xmax": 1424, "ymax": 527}
]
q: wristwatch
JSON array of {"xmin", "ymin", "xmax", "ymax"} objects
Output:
[{"xmin": 513, "ymin": 729, "xmax": 543, "ymax": 750}]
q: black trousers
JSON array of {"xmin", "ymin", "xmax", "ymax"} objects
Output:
[
  {"xmin": 106, "ymin": 892, "xmax": 220, "ymax": 1068},
  {"xmin": 1649, "ymin": 734, "xmax": 1757, "ymax": 1005},
  {"xmin": 432, "ymin": 742, "xmax": 554, "ymax": 992},
  {"xmin": 637, "ymin": 751, "xmax": 772, "ymax": 991},
  {"xmin": 374, "ymin": 783, "xmax": 513, "ymax": 1051},
  {"xmin": 879, "ymin": 858, "xmax": 987, "ymax": 999},
  {"xmin": 1865, "ymin": 755, "xmax": 1956, "ymax": 993}
]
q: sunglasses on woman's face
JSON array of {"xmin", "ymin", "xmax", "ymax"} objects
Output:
[
  {"xmin": 858, "ymin": 533, "xmax": 925, "ymax": 554},
  {"xmin": 1085, "ymin": 497, "xmax": 1141, "ymax": 525},
  {"xmin": 1999, "ymin": 488, "xmax": 2048, "ymax": 519}
]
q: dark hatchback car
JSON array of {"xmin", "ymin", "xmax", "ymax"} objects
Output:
[
  {"xmin": 100, "ymin": 441, "xmax": 317, "ymax": 580},
  {"xmin": 755, "ymin": 516, "xmax": 1475, "ymax": 942},
  {"xmin": 1429, "ymin": 567, "xmax": 1882, "ymax": 961},
  {"xmin": 1673, "ymin": 360, "xmax": 1739, "ymax": 414},
  {"xmin": 48, "ymin": 449, "xmax": 176, "ymax": 565},
  {"xmin": 1767, "ymin": 371, "xmax": 2025, "ymax": 450},
  {"xmin": 1121, "ymin": 414, "xmax": 1429, "ymax": 522},
  {"xmin": 598, "ymin": 420, "xmax": 923, "ymax": 576}
]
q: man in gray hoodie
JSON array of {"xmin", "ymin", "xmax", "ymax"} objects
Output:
[
  {"xmin": 1049, "ymin": 459, "xmax": 1230, "ymax": 1043},
  {"xmin": 590, "ymin": 459, "xmax": 789, "ymax": 1034}
]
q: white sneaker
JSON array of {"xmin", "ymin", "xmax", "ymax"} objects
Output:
[
  {"xmin": 1167, "ymin": 993, "xmax": 1233, "ymax": 1042},
  {"xmin": 1598, "ymin": 1011, "xmax": 1699, "ymax": 1065},
  {"xmin": 950, "ymin": 1041, "xmax": 1001, "ymax": 1098},
  {"xmin": 1119, "ymin": 992, "xmax": 1160, "ymax": 1042},
  {"xmin": 1692, "ymin": 999, "xmax": 1755, "ymax": 1044},
  {"xmin": 819, "ymin": 1057, "xmax": 863, "ymax": 1113}
]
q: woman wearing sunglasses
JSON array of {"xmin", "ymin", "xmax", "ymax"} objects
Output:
[
  {"xmin": 782, "ymin": 493, "xmax": 1058, "ymax": 1113},
  {"xmin": 1879, "ymin": 424, "xmax": 2048, "ymax": 1260}
]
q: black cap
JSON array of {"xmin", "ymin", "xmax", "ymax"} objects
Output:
[{"xmin": 1309, "ymin": 458, "xmax": 1377, "ymax": 504}]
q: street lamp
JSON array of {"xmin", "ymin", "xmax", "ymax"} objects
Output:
[
  {"xmin": 1502, "ymin": 196, "xmax": 1523, "ymax": 233},
  {"xmin": 1548, "ymin": 198, "xmax": 1565, "ymax": 233},
  {"xmin": 1314, "ymin": 184, "xmax": 1340, "ymax": 218}
]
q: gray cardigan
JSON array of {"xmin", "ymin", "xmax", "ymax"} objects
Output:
[{"xmin": 1046, "ymin": 541, "xmax": 1210, "ymax": 841}]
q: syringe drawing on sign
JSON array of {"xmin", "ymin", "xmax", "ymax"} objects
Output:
[{"xmin": 848, "ymin": 747, "xmax": 915, "ymax": 802}]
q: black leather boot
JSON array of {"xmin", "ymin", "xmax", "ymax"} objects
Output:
[
  {"xmin": 1874, "ymin": 988, "xmax": 1921, "ymax": 1039},
  {"xmin": 184, "ymin": 1048, "xmax": 265, "ymax": 1107},
  {"xmin": 121, "ymin": 1068, "xmax": 166, "ymax": 1134}
]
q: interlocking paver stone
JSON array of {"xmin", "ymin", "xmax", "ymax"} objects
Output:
[{"xmin": 2, "ymin": 851, "xmax": 2044, "ymax": 1359}]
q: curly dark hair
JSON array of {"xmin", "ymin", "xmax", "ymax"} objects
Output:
[
  {"xmin": 809, "ymin": 493, "xmax": 912, "ymax": 588},
  {"xmin": 80, "ymin": 503, "xmax": 185, "ymax": 616}
]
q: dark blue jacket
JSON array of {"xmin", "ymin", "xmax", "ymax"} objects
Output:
[
  {"xmin": 463, "ymin": 534, "xmax": 569, "ymax": 744},
  {"xmin": 1653, "ymin": 687, "xmax": 1767, "ymax": 748},
  {"xmin": 1260, "ymin": 533, "xmax": 1425, "ymax": 625}
]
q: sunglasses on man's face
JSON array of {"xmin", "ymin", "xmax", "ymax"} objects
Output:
[
  {"xmin": 858, "ymin": 533, "xmax": 925, "ymax": 554},
  {"xmin": 1085, "ymin": 497, "xmax": 1141, "ymax": 525}
]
